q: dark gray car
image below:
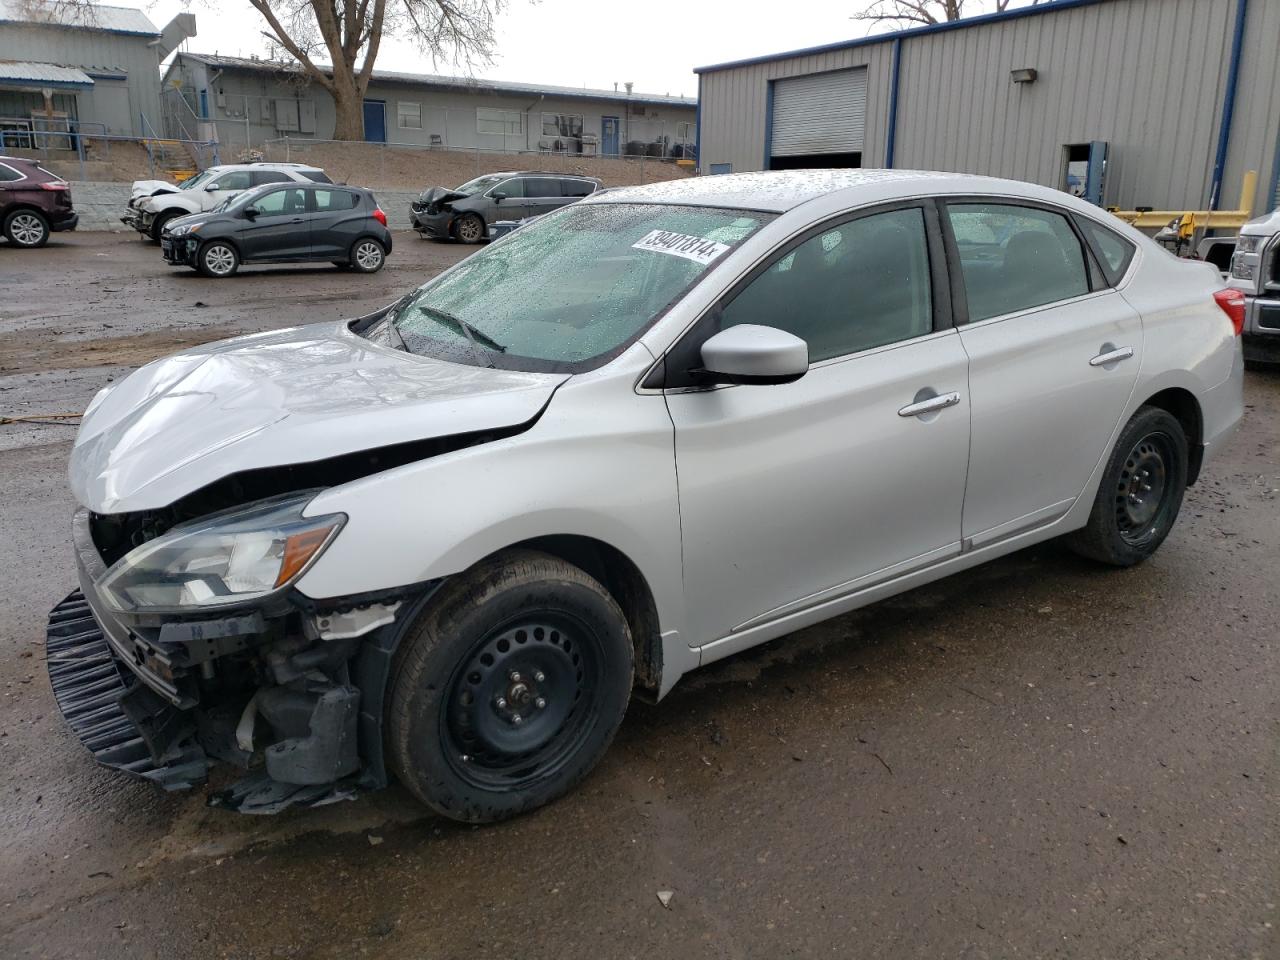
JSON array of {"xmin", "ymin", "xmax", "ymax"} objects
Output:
[
  {"xmin": 161, "ymin": 183, "xmax": 392, "ymax": 277},
  {"xmin": 410, "ymin": 171, "xmax": 601, "ymax": 243}
]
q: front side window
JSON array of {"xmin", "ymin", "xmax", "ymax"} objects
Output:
[
  {"xmin": 385, "ymin": 203, "xmax": 772, "ymax": 371},
  {"xmin": 251, "ymin": 187, "xmax": 308, "ymax": 217},
  {"xmin": 947, "ymin": 202, "xmax": 1089, "ymax": 321},
  {"xmin": 208, "ymin": 171, "xmax": 252, "ymax": 192},
  {"xmin": 720, "ymin": 207, "xmax": 933, "ymax": 362},
  {"xmin": 491, "ymin": 178, "xmax": 524, "ymax": 199}
]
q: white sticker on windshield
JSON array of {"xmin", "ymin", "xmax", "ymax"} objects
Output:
[{"xmin": 632, "ymin": 230, "xmax": 730, "ymax": 265}]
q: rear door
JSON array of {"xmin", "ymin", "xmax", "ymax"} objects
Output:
[
  {"xmin": 945, "ymin": 199, "xmax": 1142, "ymax": 547},
  {"xmin": 237, "ymin": 185, "xmax": 311, "ymax": 261},
  {"xmin": 521, "ymin": 176, "xmax": 566, "ymax": 218},
  {"xmin": 308, "ymin": 187, "xmax": 364, "ymax": 259}
]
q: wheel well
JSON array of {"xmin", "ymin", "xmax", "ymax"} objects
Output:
[
  {"xmin": 3, "ymin": 203, "xmax": 48, "ymax": 222},
  {"xmin": 507, "ymin": 535, "xmax": 663, "ymax": 697},
  {"xmin": 350, "ymin": 234, "xmax": 386, "ymax": 253},
  {"xmin": 1141, "ymin": 387, "xmax": 1204, "ymax": 484}
]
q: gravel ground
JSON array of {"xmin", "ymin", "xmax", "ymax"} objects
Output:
[{"xmin": 0, "ymin": 233, "xmax": 1276, "ymax": 960}]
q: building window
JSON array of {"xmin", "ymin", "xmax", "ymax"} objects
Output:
[
  {"xmin": 542, "ymin": 113, "xmax": 583, "ymax": 139},
  {"xmin": 477, "ymin": 108, "xmax": 523, "ymax": 136},
  {"xmin": 676, "ymin": 121, "xmax": 692, "ymax": 143},
  {"xmin": 398, "ymin": 101, "xmax": 422, "ymax": 129}
]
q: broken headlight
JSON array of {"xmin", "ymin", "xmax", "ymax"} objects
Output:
[{"xmin": 97, "ymin": 493, "xmax": 345, "ymax": 613}]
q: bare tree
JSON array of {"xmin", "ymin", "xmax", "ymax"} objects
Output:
[
  {"xmin": 853, "ymin": 0, "xmax": 1035, "ymax": 29},
  {"xmin": 246, "ymin": 0, "xmax": 504, "ymax": 140}
]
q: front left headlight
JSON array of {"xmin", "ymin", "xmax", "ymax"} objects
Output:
[
  {"xmin": 167, "ymin": 222, "xmax": 200, "ymax": 237},
  {"xmin": 1235, "ymin": 235, "xmax": 1263, "ymax": 255},
  {"xmin": 97, "ymin": 493, "xmax": 345, "ymax": 613}
]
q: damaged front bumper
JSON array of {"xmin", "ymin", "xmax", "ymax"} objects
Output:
[{"xmin": 47, "ymin": 508, "xmax": 438, "ymax": 814}]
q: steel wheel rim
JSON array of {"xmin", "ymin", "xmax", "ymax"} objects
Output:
[
  {"xmin": 457, "ymin": 217, "xmax": 482, "ymax": 242},
  {"xmin": 355, "ymin": 241, "xmax": 382, "ymax": 269},
  {"xmin": 441, "ymin": 612, "xmax": 602, "ymax": 791},
  {"xmin": 204, "ymin": 245, "xmax": 235, "ymax": 275},
  {"xmin": 11, "ymin": 214, "xmax": 44, "ymax": 245},
  {"xmin": 1115, "ymin": 432, "xmax": 1173, "ymax": 545}
]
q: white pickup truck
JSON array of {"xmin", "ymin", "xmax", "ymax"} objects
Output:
[
  {"xmin": 121, "ymin": 162, "xmax": 331, "ymax": 241},
  {"xmin": 1226, "ymin": 206, "xmax": 1280, "ymax": 365}
]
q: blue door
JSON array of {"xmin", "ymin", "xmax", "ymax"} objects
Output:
[
  {"xmin": 362, "ymin": 100, "xmax": 386, "ymax": 143},
  {"xmin": 601, "ymin": 116, "xmax": 620, "ymax": 156}
]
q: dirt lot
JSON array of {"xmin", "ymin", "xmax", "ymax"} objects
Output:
[{"xmin": 0, "ymin": 233, "xmax": 1276, "ymax": 960}]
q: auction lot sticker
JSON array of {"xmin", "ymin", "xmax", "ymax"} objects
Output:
[{"xmin": 632, "ymin": 230, "xmax": 730, "ymax": 265}]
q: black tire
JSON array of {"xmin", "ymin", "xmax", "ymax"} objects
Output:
[
  {"xmin": 387, "ymin": 549, "xmax": 633, "ymax": 823},
  {"xmin": 1066, "ymin": 406, "xmax": 1188, "ymax": 566},
  {"xmin": 349, "ymin": 237, "xmax": 386, "ymax": 273},
  {"xmin": 4, "ymin": 208, "xmax": 50, "ymax": 247},
  {"xmin": 196, "ymin": 240, "xmax": 239, "ymax": 278},
  {"xmin": 148, "ymin": 210, "xmax": 177, "ymax": 242},
  {"xmin": 453, "ymin": 213, "xmax": 486, "ymax": 244}
]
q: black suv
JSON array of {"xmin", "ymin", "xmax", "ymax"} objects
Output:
[
  {"xmin": 0, "ymin": 155, "xmax": 77, "ymax": 247},
  {"xmin": 161, "ymin": 183, "xmax": 392, "ymax": 277}
]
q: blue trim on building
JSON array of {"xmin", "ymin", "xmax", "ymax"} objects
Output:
[
  {"xmin": 1208, "ymin": 0, "xmax": 1249, "ymax": 210},
  {"xmin": 694, "ymin": 0, "xmax": 1108, "ymax": 74},
  {"xmin": 762, "ymin": 80, "xmax": 774, "ymax": 169},
  {"xmin": 694, "ymin": 73, "xmax": 702, "ymax": 171},
  {"xmin": 0, "ymin": 77, "xmax": 92, "ymax": 90},
  {"xmin": 884, "ymin": 37, "xmax": 902, "ymax": 168}
]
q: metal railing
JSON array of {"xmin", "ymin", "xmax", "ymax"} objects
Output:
[{"xmin": 0, "ymin": 115, "xmax": 218, "ymax": 180}]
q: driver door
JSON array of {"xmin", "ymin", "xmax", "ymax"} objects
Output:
[
  {"xmin": 663, "ymin": 203, "xmax": 971, "ymax": 646},
  {"xmin": 201, "ymin": 170, "xmax": 252, "ymax": 210},
  {"xmin": 237, "ymin": 186, "xmax": 311, "ymax": 260}
]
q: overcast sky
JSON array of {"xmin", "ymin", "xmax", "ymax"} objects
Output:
[{"xmin": 144, "ymin": 0, "xmax": 1020, "ymax": 99}]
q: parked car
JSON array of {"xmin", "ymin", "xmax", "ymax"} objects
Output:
[
  {"xmin": 160, "ymin": 182, "xmax": 391, "ymax": 277},
  {"xmin": 49, "ymin": 170, "xmax": 1242, "ymax": 823},
  {"xmin": 0, "ymin": 155, "xmax": 77, "ymax": 247},
  {"xmin": 410, "ymin": 171, "xmax": 599, "ymax": 243},
  {"xmin": 123, "ymin": 161, "xmax": 332, "ymax": 241},
  {"xmin": 1226, "ymin": 204, "xmax": 1280, "ymax": 364}
]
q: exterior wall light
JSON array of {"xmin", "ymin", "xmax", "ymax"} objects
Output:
[{"xmin": 1010, "ymin": 68, "xmax": 1038, "ymax": 84}]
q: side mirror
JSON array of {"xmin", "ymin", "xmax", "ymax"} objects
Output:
[
  {"xmin": 205, "ymin": 183, "xmax": 220, "ymax": 191},
  {"xmin": 699, "ymin": 324, "xmax": 808, "ymax": 385},
  {"xmin": 490, "ymin": 191, "xmax": 506, "ymax": 202},
  {"xmin": 243, "ymin": 205, "xmax": 259, "ymax": 219}
]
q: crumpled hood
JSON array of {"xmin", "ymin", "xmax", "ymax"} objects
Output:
[
  {"xmin": 70, "ymin": 321, "xmax": 568, "ymax": 513},
  {"xmin": 131, "ymin": 179, "xmax": 179, "ymax": 201},
  {"xmin": 416, "ymin": 186, "xmax": 470, "ymax": 210}
]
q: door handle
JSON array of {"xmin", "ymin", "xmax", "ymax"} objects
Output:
[
  {"xmin": 1089, "ymin": 345, "xmax": 1134, "ymax": 366},
  {"xmin": 898, "ymin": 391, "xmax": 961, "ymax": 418},
  {"xmin": 289, "ymin": 217, "xmax": 305, "ymax": 223}
]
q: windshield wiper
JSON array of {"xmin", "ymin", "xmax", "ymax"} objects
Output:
[
  {"xmin": 416, "ymin": 305, "xmax": 507, "ymax": 356},
  {"xmin": 385, "ymin": 316, "xmax": 411, "ymax": 352}
]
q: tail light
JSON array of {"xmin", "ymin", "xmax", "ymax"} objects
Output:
[
  {"xmin": 1213, "ymin": 288, "xmax": 1245, "ymax": 336},
  {"xmin": 372, "ymin": 207, "xmax": 387, "ymax": 227},
  {"xmin": 39, "ymin": 182, "xmax": 68, "ymax": 191}
]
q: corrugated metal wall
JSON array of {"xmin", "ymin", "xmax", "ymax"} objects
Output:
[{"xmin": 698, "ymin": 0, "xmax": 1279, "ymax": 216}]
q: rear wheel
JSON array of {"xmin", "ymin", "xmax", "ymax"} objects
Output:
[
  {"xmin": 454, "ymin": 213, "xmax": 485, "ymax": 244},
  {"xmin": 387, "ymin": 549, "xmax": 633, "ymax": 823},
  {"xmin": 350, "ymin": 238, "xmax": 385, "ymax": 273},
  {"xmin": 1066, "ymin": 406, "xmax": 1188, "ymax": 566},
  {"xmin": 4, "ymin": 209, "xmax": 49, "ymax": 247},
  {"xmin": 197, "ymin": 241, "xmax": 239, "ymax": 278}
]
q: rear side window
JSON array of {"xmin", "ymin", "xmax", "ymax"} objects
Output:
[
  {"xmin": 1077, "ymin": 218, "xmax": 1136, "ymax": 285},
  {"xmin": 523, "ymin": 177, "xmax": 562, "ymax": 198},
  {"xmin": 720, "ymin": 206, "xmax": 934, "ymax": 362},
  {"xmin": 300, "ymin": 170, "xmax": 332, "ymax": 184},
  {"xmin": 0, "ymin": 163, "xmax": 25, "ymax": 182},
  {"xmin": 252, "ymin": 171, "xmax": 291, "ymax": 186},
  {"xmin": 314, "ymin": 189, "xmax": 359, "ymax": 211},
  {"xmin": 946, "ymin": 202, "xmax": 1090, "ymax": 322},
  {"xmin": 560, "ymin": 178, "xmax": 594, "ymax": 198}
]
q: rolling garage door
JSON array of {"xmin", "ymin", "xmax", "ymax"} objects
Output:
[{"xmin": 770, "ymin": 67, "xmax": 867, "ymax": 166}]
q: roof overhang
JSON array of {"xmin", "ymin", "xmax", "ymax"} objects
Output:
[{"xmin": 0, "ymin": 61, "xmax": 95, "ymax": 89}]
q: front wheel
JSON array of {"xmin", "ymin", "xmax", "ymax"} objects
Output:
[
  {"xmin": 1066, "ymin": 406, "xmax": 1188, "ymax": 566},
  {"xmin": 148, "ymin": 211, "xmax": 177, "ymax": 242},
  {"xmin": 4, "ymin": 209, "xmax": 50, "ymax": 247},
  {"xmin": 197, "ymin": 241, "xmax": 239, "ymax": 278},
  {"xmin": 387, "ymin": 549, "xmax": 633, "ymax": 823},
  {"xmin": 453, "ymin": 213, "xmax": 485, "ymax": 244},
  {"xmin": 350, "ymin": 238, "xmax": 385, "ymax": 273}
]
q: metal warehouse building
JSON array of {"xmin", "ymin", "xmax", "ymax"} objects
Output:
[{"xmin": 695, "ymin": 0, "xmax": 1280, "ymax": 216}]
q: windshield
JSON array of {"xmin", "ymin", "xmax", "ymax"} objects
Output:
[
  {"xmin": 385, "ymin": 202, "xmax": 772, "ymax": 372},
  {"xmin": 179, "ymin": 170, "xmax": 213, "ymax": 191},
  {"xmin": 454, "ymin": 174, "xmax": 506, "ymax": 196}
]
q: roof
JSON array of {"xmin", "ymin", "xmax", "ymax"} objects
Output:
[
  {"xmin": 695, "ymin": 0, "xmax": 1107, "ymax": 74},
  {"xmin": 0, "ymin": 0, "xmax": 159, "ymax": 35},
  {"xmin": 177, "ymin": 52, "xmax": 697, "ymax": 108},
  {"xmin": 0, "ymin": 59, "xmax": 95, "ymax": 88},
  {"xmin": 581, "ymin": 168, "xmax": 1067, "ymax": 213}
]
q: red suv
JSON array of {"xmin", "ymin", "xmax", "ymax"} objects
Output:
[{"xmin": 0, "ymin": 156, "xmax": 78, "ymax": 247}]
